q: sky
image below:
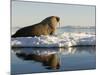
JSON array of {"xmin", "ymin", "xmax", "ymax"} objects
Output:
[{"xmin": 12, "ymin": 1, "xmax": 95, "ymax": 27}]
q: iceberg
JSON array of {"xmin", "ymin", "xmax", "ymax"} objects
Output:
[{"xmin": 11, "ymin": 32, "xmax": 95, "ymax": 48}]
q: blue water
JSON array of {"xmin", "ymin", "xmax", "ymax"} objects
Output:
[
  {"xmin": 11, "ymin": 47, "xmax": 96, "ymax": 75},
  {"xmin": 11, "ymin": 27, "xmax": 96, "ymax": 75}
]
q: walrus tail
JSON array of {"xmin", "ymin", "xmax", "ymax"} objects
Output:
[
  {"xmin": 11, "ymin": 34, "xmax": 17, "ymax": 38},
  {"xmin": 11, "ymin": 33, "xmax": 20, "ymax": 38}
]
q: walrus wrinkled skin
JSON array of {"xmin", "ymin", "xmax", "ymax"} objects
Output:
[{"xmin": 12, "ymin": 16, "xmax": 60, "ymax": 37}]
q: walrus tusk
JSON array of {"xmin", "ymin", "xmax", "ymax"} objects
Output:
[{"xmin": 59, "ymin": 22, "xmax": 60, "ymax": 28}]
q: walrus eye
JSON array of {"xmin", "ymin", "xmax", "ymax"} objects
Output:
[{"xmin": 56, "ymin": 17, "xmax": 60, "ymax": 22}]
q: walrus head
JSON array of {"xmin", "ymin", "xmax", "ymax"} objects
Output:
[{"xmin": 41, "ymin": 16, "xmax": 60, "ymax": 29}]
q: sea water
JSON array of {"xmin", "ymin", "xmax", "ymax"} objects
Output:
[{"xmin": 11, "ymin": 26, "xmax": 96, "ymax": 75}]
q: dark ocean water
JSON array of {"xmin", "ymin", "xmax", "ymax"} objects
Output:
[{"xmin": 11, "ymin": 27, "xmax": 96, "ymax": 75}]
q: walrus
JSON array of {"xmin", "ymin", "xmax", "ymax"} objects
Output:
[{"xmin": 12, "ymin": 16, "xmax": 60, "ymax": 37}]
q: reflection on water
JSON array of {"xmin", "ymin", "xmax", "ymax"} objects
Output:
[
  {"xmin": 11, "ymin": 46, "xmax": 96, "ymax": 75},
  {"xmin": 15, "ymin": 48, "xmax": 60, "ymax": 70}
]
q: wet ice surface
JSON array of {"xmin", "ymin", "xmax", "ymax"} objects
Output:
[
  {"xmin": 11, "ymin": 32, "xmax": 95, "ymax": 47},
  {"xmin": 11, "ymin": 46, "xmax": 96, "ymax": 75}
]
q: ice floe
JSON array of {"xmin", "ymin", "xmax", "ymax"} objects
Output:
[{"xmin": 11, "ymin": 32, "xmax": 95, "ymax": 47}]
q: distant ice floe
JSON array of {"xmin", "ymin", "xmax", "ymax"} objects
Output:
[{"xmin": 11, "ymin": 32, "xmax": 95, "ymax": 48}]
